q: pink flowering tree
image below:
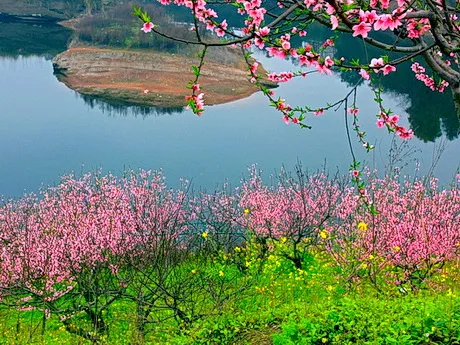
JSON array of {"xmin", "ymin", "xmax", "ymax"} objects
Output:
[
  {"xmin": 189, "ymin": 185, "xmax": 244, "ymax": 252},
  {"xmin": 0, "ymin": 170, "xmax": 268, "ymax": 342},
  {"xmin": 134, "ymin": 0, "xmax": 460, "ymax": 141},
  {"xmin": 325, "ymin": 174, "xmax": 460, "ymax": 292},
  {"xmin": 0, "ymin": 173, "xmax": 137, "ymax": 341},
  {"xmin": 239, "ymin": 165, "xmax": 345, "ymax": 269}
]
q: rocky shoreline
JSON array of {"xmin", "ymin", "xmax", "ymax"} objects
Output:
[{"xmin": 53, "ymin": 47, "xmax": 276, "ymax": 108}]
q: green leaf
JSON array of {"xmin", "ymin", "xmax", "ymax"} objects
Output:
[
  {"xmin": 132, "ymin": 6, "xmax": 142, "ymax": 17},
  {"xmin": 369, "ymin": 204, "xmax": 379, "ymax": 215},
  {"xmin": 192, "ymin": 65, "xmax": 200, "ymax": 77}
]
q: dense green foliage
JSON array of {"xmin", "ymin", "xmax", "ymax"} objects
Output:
[
  {"xmin": 1, "ymin": 240, "xmax": 459, "ymax": 345},
  {"xmin": 73, "ymin": 3, "xmax": 199, "ymax": 53}
]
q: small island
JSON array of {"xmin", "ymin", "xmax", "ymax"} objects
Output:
[
  {"xmin": 53, "ymin": 46, "xmax": 276, "ymax": 108},
  {"xmin": 48, "ymin": 3, "xmax": 276, "ymax": 108}
]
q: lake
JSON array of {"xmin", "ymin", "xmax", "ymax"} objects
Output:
[{"xmin": 0, "ymin": 21, "xmax": 459, "ymax": 198}]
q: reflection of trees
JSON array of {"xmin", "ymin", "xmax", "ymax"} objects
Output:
[
  {"xmin": 1, "ymin": 21, "xmax": 184, "ymax": 118},
  {"xmin": 303, "ymin": 24, "xmax": 459, "ymax": 142},
  {"xmin": 0, "ymin": 21, "xmax": 71, "ymax": 59},
  {"xmin": 401, "ymin": 79, "xmax": 458, "ymax": 142},
  {"xmin": 79, "ymin": 94, "xmax": 184, "ymax": 118}
]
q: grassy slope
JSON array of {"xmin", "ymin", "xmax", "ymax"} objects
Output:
[{"xmin": 1, "ymin": 249, "xmax": 459, "ymax": 345}]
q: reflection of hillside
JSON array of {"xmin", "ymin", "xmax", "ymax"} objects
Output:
[
  {"xmin": 258, "ymin": 24, "xmax": 458, "ymax": 142},
  {"xmin": 79, "ymin": 94, "xmax": 184, "ymax": 118},
  {"xmin": 0, "ymin": 21, "xmax": 71, "ymax": 58},
  {"xmin": 0, "ymin": 21, "xmax": 71, "ymax": 59},
  {"xmin": 303, "ymin": 25, "xmax": 459, "ymax": 142}
]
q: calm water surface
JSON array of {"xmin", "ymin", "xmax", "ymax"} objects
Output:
[{"xmin": 0, "ymin": 22, "xmax": 459, "ymax": 198}]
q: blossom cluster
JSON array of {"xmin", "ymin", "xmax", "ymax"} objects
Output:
[
  {"xmin": 376, "ymin": 112, "xmax": 414, "ymax": 139},
  {"xmin": 411, "ymin": 62, "xmax": 450, "ymax": 92}
]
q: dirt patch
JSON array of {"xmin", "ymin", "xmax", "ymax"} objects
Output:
[{"xmin": 52, "ymin": 47, "xmax": 277, "ymax": 108}]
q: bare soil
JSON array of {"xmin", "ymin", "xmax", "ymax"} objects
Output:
[{"xmin": 53, "ymin": 47, "xmax": 276, "ymax": 107}]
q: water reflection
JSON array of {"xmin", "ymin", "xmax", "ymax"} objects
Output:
[
  {"xmin": 0, "ymin": 20, "xmax": 458, "ymax": 198},
  {"xmin": 0, "ymin": 21, "xmax": 184, "ymax": 117},
  {"xmin": 3, "ymin": 19, "xmax": 458, "ymax": 142},
  {"xmin": 78, "ymin": 94, "xmax": 184, "ymax": 118},
  {"xmin": 265, "ymin": 24, "xmax": 459, "ymax": 142},
  {"xmin": 0, "ymin": 21, "xmax": 71, "ymax": 59},
  {"xmin": 306, "ymin": 25, "xmax": 460, "ymax": 142}
]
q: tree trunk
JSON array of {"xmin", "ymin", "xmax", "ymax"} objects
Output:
[{"xmin": 84, "ymin": 0, "xmax": 93, "ymax": 16}]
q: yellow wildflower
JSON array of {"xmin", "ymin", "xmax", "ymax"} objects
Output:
[
  {"xmin": 243, "ymin": 208, "xmax": 250, "ymax": 214},
  {"xmin": 191, "ymin": 269, "xmax": 197, "ymax": 274},
  {"xmin": 357, "ymin": 221, "xmax": 368, "ymax": 231},
  {"xmin": 234, "ymin": 246, "xmax": 241, "ymax": 252},
  {"xmin": 393, "ymin": 246, "xmax": 401, "ymax": 252},
  {"xmin": 322, "ymin": 338, "xmax": 328, "ymax": 343},
  {"xmin": 219, "ymin": 270, "xmax": 225, "ymax": 277},
  {"xmin": 201, "ymin": 231, "xmax": 208, "ymax": 239},
  {"xmin": 280, "ymin": 236, "xmax": 287, "ymax": 243},
  {"xmin": 360, "ymin": 263, "xmax": 368, "ymax": 269},
  {"xmin": 319, "ymin": 230, "xmax": 328, "ymax": 239}
]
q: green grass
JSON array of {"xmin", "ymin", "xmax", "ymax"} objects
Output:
[{"xmin": 1, "ymin": 244, "xmax": 459, "ymax": 345}]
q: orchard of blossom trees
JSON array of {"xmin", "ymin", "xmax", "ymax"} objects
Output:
[
  {"xmin": 136, "ymin": 0, "xmax": 460, "ymax": 145},
  {"xmin": 0, "ymin": 168, "xmax": 458, "ymax": 341}
]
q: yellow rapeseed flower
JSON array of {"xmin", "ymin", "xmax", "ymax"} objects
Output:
[
  {"xmin": 357, "ymin": 221, "xmax": 368, "ymax": 231},
  {"xmin": 201, "ymin": 231, "xmax": 208, "ymax": 239}
]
